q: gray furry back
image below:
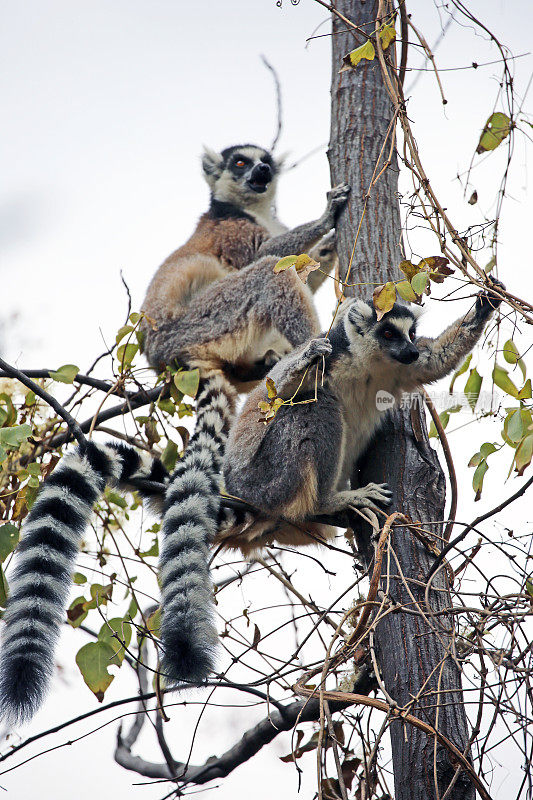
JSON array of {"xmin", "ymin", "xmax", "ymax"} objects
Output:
[
  {"xmin": 158, "ymin": 374, "xmax": 237, "ymax": 685},
  {"xmin": 0, "ymin": 440, "xmax": 165, "ymax": 724}
]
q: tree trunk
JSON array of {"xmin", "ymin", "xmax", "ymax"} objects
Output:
[{"xmin": 328, "ymin": 3, "xmax": 475, "ymax": 798}]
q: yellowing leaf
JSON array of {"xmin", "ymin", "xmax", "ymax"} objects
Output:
[
  {"xmin": 519, "ymin": 379, "xmax": 532, "ymax": 400},
  {"xmin": 379, "ymin": 22, "xmax": 396, "ymax": 50},
  {"xmin": 174, "ymin": 368, "xmax": 200, "ymax": 398},
  {"xmin": 294, "ymin": 254, "xmax": 320, "ymax": 283},
  {"xmin": 340, "ymin": 40, "xmax": 376, "ymax": 72},
  {"xmin": 476, "ymin": 112, "xmax": 511, "ymax": 154},
  {"xmin": 147, "ymin": 607, "xmax": 161, "ymax": 638},
  {"xmin": 161, "ymin": 439, "xmax": 179, "ymax": 472},
  {"xmin": 373, "ymin": 282, "xmax": 396, "ymax": 320},
  {"xmin": 399, "ymin": 260, "xmax": 420, "ymax": 280},
  {"xmin": 48, "ymin": 364, "xmax": 79, "ymax": 384},
  {"xmin": 75, "ymin": 641, "xmax": 117, "ymax": 701},
  {"xmin": 266, "ymin": 377, "xmax": 278, "ymax": 399},
  {"xmin": 515, "ymin": 434, "xmax": 533, "ymax": 476},
  {"xmin": 273, "ymin": 255, "xmax": 298, "ymax": 273},
  {"xmin": 0, "ymin": 565, "xmax": 8, "ymax": 608}
]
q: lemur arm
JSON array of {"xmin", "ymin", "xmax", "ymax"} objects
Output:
[
  {"xmin": 256, "ymin": 184, "xmax": 350, "ymax": 260},
  {"xmin": 306, "ymin": 231, "xmax": 337, "ymax": 294},
  {"xmin": 265, "ymin": 337, "xmax": 333, "ymax": 398},
  {"xmin": 408, "ymin": 282, "xmax": 503, "ymax": 385}
]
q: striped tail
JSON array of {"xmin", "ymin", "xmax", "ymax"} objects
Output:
[
  {"xmin": 158, "ymin": 374, "xmax": 237, "ymax": 685},
  {"xmin": 0, "ymin": 440, "xmax": 162, "ymax": 724}
]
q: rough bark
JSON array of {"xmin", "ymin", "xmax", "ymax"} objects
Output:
[{"xmin": 328, "ymin": 2, "xmax": 475, "ymax": 798}]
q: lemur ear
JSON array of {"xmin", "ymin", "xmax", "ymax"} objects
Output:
[
  {"xmin": 346, "ymin": 299, "xmax": 374, "ymax": 334},
  {"xmin": 274, "ymin": 151, "xmax": 289, "ymax": 172},
  {"xmin": 202, "ymin": 146, "xmax": 224, "ymax": 188}
]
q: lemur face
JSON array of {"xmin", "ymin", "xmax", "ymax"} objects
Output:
[
  {"xmin": 202, "ymin": 144, "xmax": 280, "ymax": 207},
  {"xmin": 346, "ymin": 300, "xmax": 420, "ymax": 365}
]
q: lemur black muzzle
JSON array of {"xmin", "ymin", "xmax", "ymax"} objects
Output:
[
  {"xmin": 395, "ymin": 344, "xmax": 419, "ymax": 364},
  {"xmin": 247, "ymin": 162, "xmax": 273, "ymax": 193}
]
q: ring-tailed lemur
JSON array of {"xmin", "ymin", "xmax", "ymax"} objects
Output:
[
  {"xmin": 142, "ymin": 146, "xmax": 349, "ymax": 683},
  {"xmin": 141, "ymin": 143, "xmax": 349, "ymax": 380},
  {"xmin": 219, "ymin": 282, "xmax": 505, "ymax": 553}
]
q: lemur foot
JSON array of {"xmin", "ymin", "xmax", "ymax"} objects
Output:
[
  {"xmin": 324, "ymin": 183, "xmax": 351, "ymax": 226},
  {"xmin": 347, "ymin": 482, "xmax": 393, "ymax": 510},
  {"xmin": 476, "ymin": 277, "xmax": 505, "ymax": 316},
  {"xmin": 298, "ymin": 337, "xmax": 333, "ymax": 368}
]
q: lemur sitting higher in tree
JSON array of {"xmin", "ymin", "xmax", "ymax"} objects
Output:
[
  {"xmin": 0, "ymin": 145, "xmax": 350, "ymax": 723},
  {"xmin": 141, "ymin": 143, "xmax": 350, "ymax": 379}
]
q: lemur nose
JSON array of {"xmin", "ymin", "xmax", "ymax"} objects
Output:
[{"xmin": 256, "ymin": 163, "xmax": 271, "ymax": 176}]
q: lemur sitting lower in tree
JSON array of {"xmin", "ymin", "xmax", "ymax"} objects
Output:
[{"xmin": 219, "ymin": 282, "xmax": 504, "ymax": 554}]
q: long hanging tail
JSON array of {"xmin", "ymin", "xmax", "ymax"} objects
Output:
[
  {"xmin": 158, "ymin": 374, "xmax": 237, "ymax": 685},
  {"xmin": 0, "ymin": 440, "xmax": 162, "ymax": 724}
]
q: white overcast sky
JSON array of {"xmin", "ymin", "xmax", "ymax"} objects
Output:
[{"xmin": 1, "ymin": 1, "xmax": 532, "ymax": 799}]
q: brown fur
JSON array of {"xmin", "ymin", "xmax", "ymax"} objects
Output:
[{"xmin": 143, "ymin": 214, "xmax": 268, "ymax": 321}]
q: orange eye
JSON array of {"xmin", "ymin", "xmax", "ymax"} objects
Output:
[
  {"xmin": 409, "ymin": 330, "xmax": 416, "ymax": 341},
  {"xmin": 383, "ymin": 329, "xmax": 394, "ymax": 340},
  {"xmin": 235, "ymin": 160, "xmax": 245, "ymax": 168}
]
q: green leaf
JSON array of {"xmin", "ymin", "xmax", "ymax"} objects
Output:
[
  {"xmin": 129, "ymin": 312, "xmax": 141, "ymax": 325},
  {"xmin": 174, "ymin": 368, "xmax": 200, "ymax": 398},
  {"xmin": 115, "ymin": 325, "xmax": 133, "ymax": 345},
  {"xmin": 48, "ymin": 364, "xmax": 79, "ymax": 384},
  {"xmin": 479, "ymin": 442, "xmax": 498, "ymax": 459},
  {"xmin": 502, "ymin": 339, "xmax": 526, "ymax": 380},
  {"xmin": 139, "ymin": 537, "xmax": 159, "ymax": 559},
  {"xmin": 340, "ymin": 40, "xmax": 376, "ymax": 71},
  {"xmin": 515, "ymin": 434, "xmax": 533, "ymax": 476},
  {"xmin": 98, "ymin": 618, "xmax": 132, "ymax": 665},
  {"xmin": 464, "ymin": 368, "xmax": 482, "ymax": 411},
  {"xmin": 506, "ymin": 410, "xmax": 524, "ymax": 443},
  {"xmin": 0, "ymin": 565, "xmax": 8, "ymax": 607},
  {"xmin": 157, "ymin": 397, "xmax": 175, "ymax": 415},
  {"xmin": 526, "ymin": 578, "xmax": 533, "ymax": 598},
  {"xmin": 472, "ymin": 459, "xmax": 489, "ymax": 501},
  {"xmin": 395, "ymin": 280, "xmax": 419, "ymax": 303},
  {"xmin": 411, "ymin": 271, "xmax": 429, "ymax": 295},
  {"xmin": 76, "ymin": 641, "xmax": 117, "ymax": 701},
  {"xmin": 493, "ymin": 364, "xmax": 519, "ymax": 399},
  {"xmin": 0, "ymin": 424, "xmax": 32, "ymax": 449},
  {"xmin": 476, "ymin": 112, "xmax": 511, "ymax": 154},
  {"xmin": 161, "ymin": 440, "xmax": 179, "ymax": 472},
  {"xmin": 449, "ymin": 354, "xmax": 472, "ymax": 393},
  {"xmin": 0, "ymin": 394, "xmax": 17, "ymax": 427},
  {"xmin": 106, "ymin": 489, "xmax": 128, "ymax": 509},
  {"xmin": 25, "ymin": 390, "xmax": 36, "ymax": 407},
  {"xmin": 73, "ymin": 571, "xmax": 87, "ymax": 585},
  {"xmin": 0, "ymin": 523, "xmax": 19, "ymax": 562},
  {"xmin": 116, "ymin": 343, "xmax": 139, "ymax": 370}
]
